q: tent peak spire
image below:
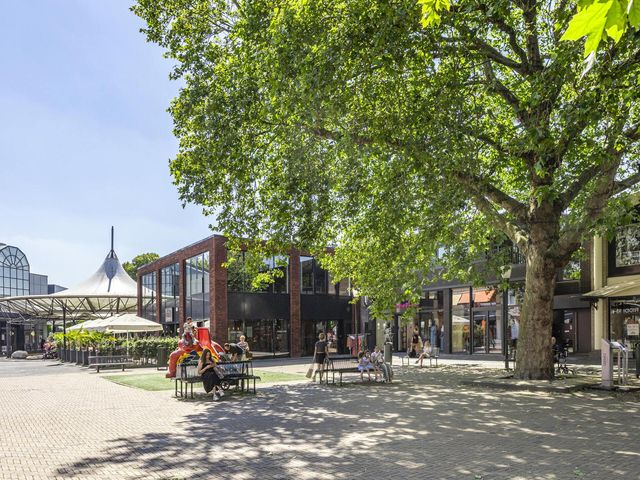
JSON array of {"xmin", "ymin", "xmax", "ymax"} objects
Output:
[{"xmin": 108, "ymin": 226, "xmax": 115, "ymax": 259}]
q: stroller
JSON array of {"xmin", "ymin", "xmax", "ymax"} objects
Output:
[{"xmin": 43, "ymin": 342, "xmax": 58, "ymax": 359}]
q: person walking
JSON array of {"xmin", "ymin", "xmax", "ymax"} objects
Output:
[
  {"xmin": 511, "ymin": 318, "xmax": 519, "ymax": 360},
  {"xmin": 312, "ymin": 333, "xmax": 329, "ymax": 382}
]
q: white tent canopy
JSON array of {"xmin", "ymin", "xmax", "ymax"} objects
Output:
[{"xmin": 0, "ymin": 230, "xmax": 151, "ymax": 324}]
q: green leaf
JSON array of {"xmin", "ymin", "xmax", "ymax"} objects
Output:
[
  {"xmin": 418, "ymin": 0, "xmax": 451, "ymax": 28},
  {"xmin": 605, "ymin": 0, "xmax": 626, "ymax": 42},
  {"xmin": 629, "ymin": 0, "xmax": 640, "ymax": 27},
  {"xmin": 561, "ymin": 0, "xmax": 614, "ymax": 57}
]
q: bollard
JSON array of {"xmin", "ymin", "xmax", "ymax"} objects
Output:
[{"xmin": 384, "ymin": 343, "xmax": 392, "ymax": 364}]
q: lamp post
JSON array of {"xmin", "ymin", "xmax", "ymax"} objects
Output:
[{"xmin": 501, "ymin": 267, "xmax": 512, "ymax": 371}]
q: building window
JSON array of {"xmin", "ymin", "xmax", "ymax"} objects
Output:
[
  {"xmin": 451, "ymin": 287, "xmax": 470, "ymax": 353},
  {"xmin": 227, "ymin": 250, "xmax": 289, "ymax": 293},
  {"xmin": 300, "ymin": 256, "xmax": 331, "ymax": 295},
  {"xmin": 228, "ymin": 318, "xmax": 289, "ymax": 357},
  {"xmin": 141, "ymin": 272, "xmax": 157, "ymax": 322},
  {"xmin": 609, "ymin": 299, "xmax": 640, "ymax": 354},
  {"xmin": 0, "ymin": 246, "xmax": 30, "ymax": 297},
  {"xmin": 185, "ymin": 252, "xmax": 210, "ymax": 323},
  {"xmin": 161, "ymin": 263, "xmax": 179, "ymax": 323}
]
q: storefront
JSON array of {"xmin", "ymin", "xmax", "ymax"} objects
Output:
[{"xmin": 609, "ymin": 298, "xmax": 640, "ymax": 354}]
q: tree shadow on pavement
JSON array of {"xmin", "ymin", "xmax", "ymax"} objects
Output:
[{"xmin": 57, "ymin": 366, "xmax": 640, "ymax": 480}]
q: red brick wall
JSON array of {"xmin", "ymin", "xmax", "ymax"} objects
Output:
[
  {"xmin": 289, "ymin": 248, "xmax": 301, "ymax": 356},
  {"xmin": 178, "ymin": 260, "xmax": 186, "ymax": 334},
  {"xmin": 211, "ymin": 236, "xmax": 228, "ymax": 343}
]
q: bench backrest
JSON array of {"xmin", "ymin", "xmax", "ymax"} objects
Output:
[
  {"xmin": 178, "ymin": 361, "xmax": 200, "ymax": 380},
  {"xmin": 217, "ymin": 360, "xmax": 252, "ymax": 376},
  {"xmin": 178, "ymin": 360, "xmax": 253, "ymax": 379},
  {"xmin": 326, "ymin": 356, "xmax": 358, "ymax": 370},
  {"xmin": 88, "ymin": 355, "xmax": 133, "ymax": 365}
]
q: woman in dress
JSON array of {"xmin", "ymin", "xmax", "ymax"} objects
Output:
[{"xmin": 198, "ymin": 349, "xmax": 224, "ymax": 400}]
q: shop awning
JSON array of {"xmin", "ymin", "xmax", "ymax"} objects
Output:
[
  {"xmin": 584, "ymin": 279, "xmax": 640, "ymax": 298},
  {"xmin": 453, "ymin": 289, "xmax": 495, "ymax": 305}
]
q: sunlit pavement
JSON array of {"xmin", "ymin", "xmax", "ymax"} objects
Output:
[{"xmin": 1, "ymin": 359, "xmax": 639, "ymax": 480}]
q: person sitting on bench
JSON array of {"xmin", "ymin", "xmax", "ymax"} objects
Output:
[
  {"xmin": 198, "ymin": 349, "xmax": 224, "ymax": 401},
  {"xmin": 415, "ymin": 340, "xmax": 433, "ymax": 367}
]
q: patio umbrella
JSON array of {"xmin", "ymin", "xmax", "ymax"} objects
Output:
[
  {"xmin": 99, "ymin": 313, "xmax": 163, "ymax": 355},
  {"xmin": 67, "ymin": 319, "xmax": 104, "ymax": 331},
  {"xmin": 100, "ymin": 313, "xmax": 163, "ymax": 333}
]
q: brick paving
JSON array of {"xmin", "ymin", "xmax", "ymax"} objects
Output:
[{"xmin": 1, "ymin": 359, "xmax": 639, "ymax": 480}]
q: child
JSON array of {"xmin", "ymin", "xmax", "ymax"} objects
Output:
[
  {"xmin": 358, "ymin": 350, "xmax": 378, "ymax": 382},
  {"xmin": 415, "ymin": 339, "xmax": 432, "ymax": 367},
  {"xmin": 370, "ymin": 346, "xmax": 383, "ymax": 381}
]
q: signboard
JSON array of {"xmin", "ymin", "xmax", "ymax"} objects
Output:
[
  {"xmin": 627, "ymin": 323, "xmax": 640, "ymax": 336},
  {"xmin": 616, "ymin": 224, "xmax": 640, "ymax": 267}
]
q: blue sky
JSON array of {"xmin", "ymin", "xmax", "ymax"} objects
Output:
[{"xmin": 0, "ymin": 1, "xmax": 214, "ymax": 287}]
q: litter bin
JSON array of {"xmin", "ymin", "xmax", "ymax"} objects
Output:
[
  {"xmin": 384, "ymin": 343, "xmax": 392, "ymax": 364},
  {"xmin": 156, "ymin": 347, "xmax": 168, "ymax": 370}
]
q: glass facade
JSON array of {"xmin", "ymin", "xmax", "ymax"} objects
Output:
[
  {"xmin": 227, "ymin": 251, "xmax": 289, "ymax": 294},
  {"xmin": 161, "ymin": 263, "xmax": 179, "ymax": 324},
  {"xmin": 0, "ymin": 246, "xmax": 30, "ymax": 297},
  {"xmin": 420, "ymin": 290, "xmax": 445, "ymax": 349},
  {"xmin": 29, "ymin": 274, "xmax": 48, "ymax": 295},
  {"xmin": 302, "ymin": 319, "xmax": 345, "ymax": 355},
  {"xmin": 185, "ymin": 252, "xmax": 210, "ymax": 323},
  {"xmin": 228, "ymin": 318, "xmax": 290, "ymax": 357},
  {"xmin": 472, "ymin": 288, "xmax": 502, "ymax": 354},
  {"xmin": 609, "ymin": 298, "xmax": 640, "ymax": 355},
  {"xmin": 141, "ymin": 272, "xmax": 157, "ymax": 322},
  {"xmin": 300, "ymin": 256, "xmax": 335, "ymax": 295},
  {"xmin": 451, "ymin": 287, "xmax": 471, "ymax": 353}
]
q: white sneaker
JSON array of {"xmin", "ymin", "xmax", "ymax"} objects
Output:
[
  {"xmin": 212, "ymin": 392, "xmax": 220, "ymax": 401},
  {"xmin": 217, "ymin": 389, "xmax": 225, "ymax": 398}
]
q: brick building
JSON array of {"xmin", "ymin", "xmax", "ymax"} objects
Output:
[{"xmin": 137, "ymin": 235, "xmax": 356, "ymax": 358}]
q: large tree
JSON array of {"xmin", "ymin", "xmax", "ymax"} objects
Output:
[{"xmin": 133, "ymin": 0, "xmax": 640, "ymax": 379}]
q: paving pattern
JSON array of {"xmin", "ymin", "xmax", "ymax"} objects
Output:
[{"xmin": 1, "ymin": 358, "xmax": 639, "ymax": 480}]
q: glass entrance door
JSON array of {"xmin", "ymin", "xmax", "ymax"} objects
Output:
[{"xmin": 303, "ymin": 319, "xmax": 345, "ymax": 355}]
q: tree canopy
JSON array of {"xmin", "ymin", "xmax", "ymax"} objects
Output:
[
  {"xmin": 123, "ymin": 253, "xmax": 160, "ymax": 280},
  {"xmin": 133, "ymin": 0, "xmax": 640, "ymax": 377}
]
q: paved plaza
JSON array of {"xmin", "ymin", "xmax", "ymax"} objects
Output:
[{"xmin": 1, "ymin": 358, "xmax": 639, "ymax": 480}]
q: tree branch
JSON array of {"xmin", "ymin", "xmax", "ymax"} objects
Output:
[
  {"xmin": 482, "ymin": 61, "xmax": 527, "ymax": 124},
  {"xmin": 454, "ymin": 171, "xmax": 528, "ymax": 222},
  {"xmin": 470, "ymin": 192, "xmax": 530, "ymax": 252},
  {"xmin": 612, "ymin": 171, "xmax": 640, "ymax": 195},
  {"xmin": 623, "ymin": 121, "xmax": 640, "ymax": 142},
  {"xmin": 555, "ymin": 158, "xmax": 621, "ymax": 262},
  {"xmin": 521, "ymin": 0, "xmax": 543, "ymax": 71},
  {"xmin": 478, "ymin": 5, "xmax": 530, "ymax": 71}
]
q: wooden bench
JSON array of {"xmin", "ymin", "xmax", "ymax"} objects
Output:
[
  {"xmin": 175, "ymin": 360, "xmax": 260, "ymax": 399},
  {"xmin": 88, "ymin": 355, "xmax": 134, "ymax": 373}
]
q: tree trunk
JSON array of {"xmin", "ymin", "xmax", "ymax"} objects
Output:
[{"xmin": 514, "ymin": 242, "xmax": 557, "ymax": 380}]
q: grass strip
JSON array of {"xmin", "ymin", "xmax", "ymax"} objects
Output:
[{"xmin": 103, "ymin": 370, "xmax": 305, "ymax": 391}]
